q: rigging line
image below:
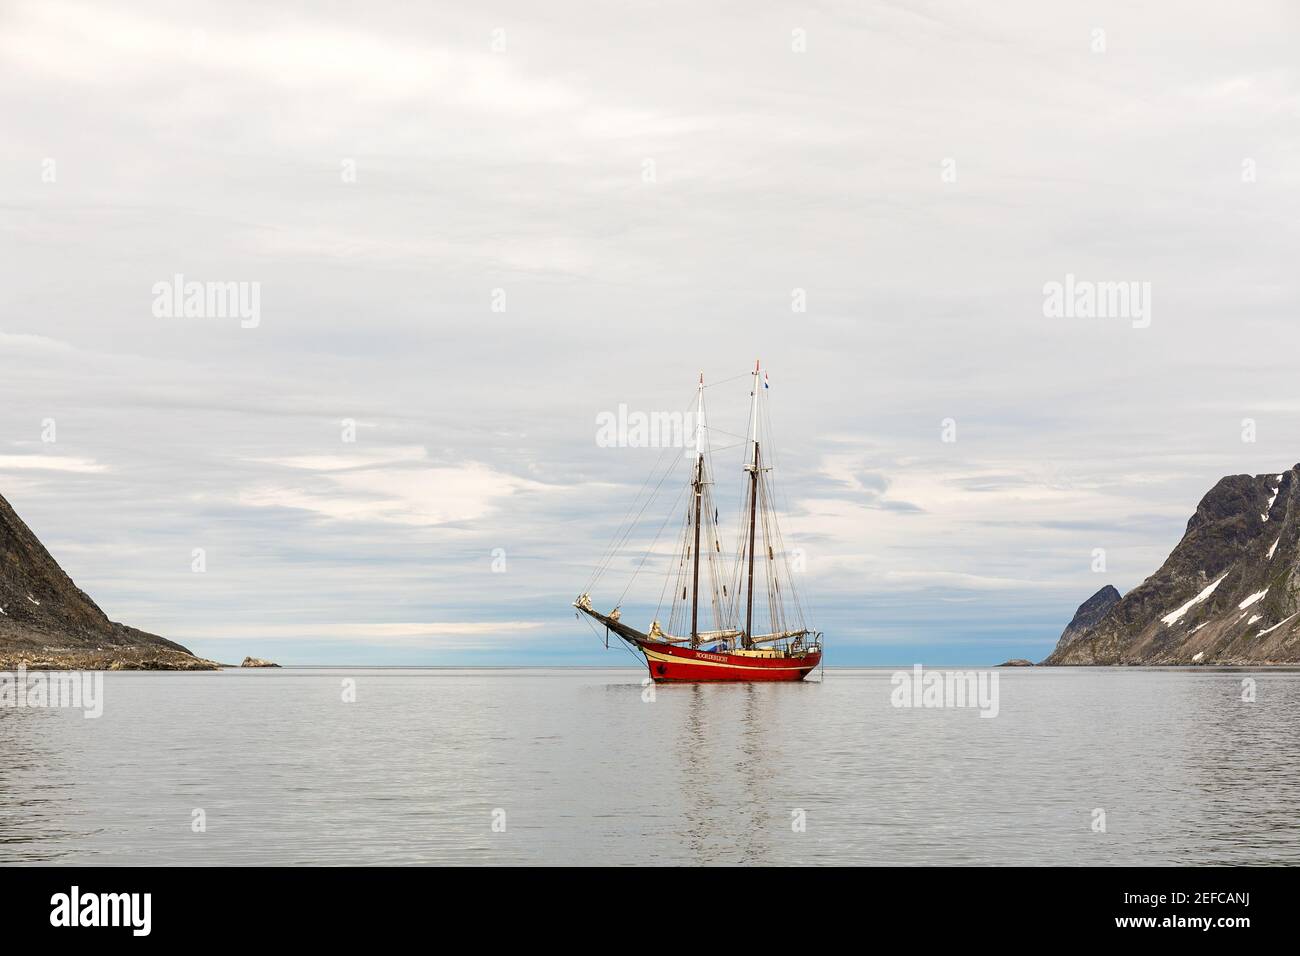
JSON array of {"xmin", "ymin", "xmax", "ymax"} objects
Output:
[
  {"xmin": 657, "ymin": 495, "xmax": 694, "ymax": 627},
  {"xmin": 765, "ymin": 453, "xmax": 811, "ymax": 631},
  {"xmin": 702, "ymin": 479, "xmax": 727, "ymax": 633},
  {"xmin": 734, "ymin": 387, "xmax": 763, "ymax": 632},
  {"xmin": 617, "ymin": 476, "xmax": 690, "ymax": 607},
  {"xmin": 765, "ymin": 471, "xmax": 795, "ymax": 635},
  {"xmin": 579, "ymin": 613, "xmax": 643, "ymax": 665},
  {"xmin": 703, "ymin": 424, "xmax": 749, "ymax": 441},
  {"xmin": 701, "ymin": 371, "xmax": 750, "ymax": 388},
  {"xmin": 726, "ymin": 467, "xmax": 751, "ymax": 627},
  {"xmin": 760, "ymin": 474, "xmax": 777, "ymax": 635},
  {"xmin": 668, "ymin": 465, "xmax": 729, "ymax": 636},
  {"xmin": 584, "ymin": 459, "xmax": 676, "ymax": 594},
  {"xmin": 655, "ymin": 503, "xmax": 688, "ymax": 617},
  {"xmin": 585, "ymin": 428, "xmax": 690, "ymax": 587},
  {"xmin": 592, "ymin": 463, "xmax": 681, "ymax": 598},
  {"xmin": 753, "ymin": 379, "xmax": 813, "ymax": 631},
  {"xmin": 677, "ymin": 506, "xmax": 693, "ymax": 628},
  {"xmin": 583, "ymin": 391, "xmax": 698, "ymax": 591},
  {"xmin": 583, "ymin": 432, "xmax": 676, "ymax": 584},
  {"xmin": 768, "ymin": 480, "xmax": 808, "ymax": 629},
  {"xmin": 586, "ymin": 434, "xmax": 692, "ymax": 591},
  {"xmin": 698, "ymin": 392, "xmax": 728, "ymax": 634}
]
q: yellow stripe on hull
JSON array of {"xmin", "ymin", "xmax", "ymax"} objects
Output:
[{"xmin": 640, "ymin": 644, "xmax": 817, "ymax": 672}]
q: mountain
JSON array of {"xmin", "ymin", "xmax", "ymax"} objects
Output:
[
  {"xmin": 0, "ymin": 491, "xmax": 217, "ymax": 669},
  {"xmin": 1045, "ymin": 466, "xmax": 1300, "ymax": 665},
  {"xmin": 1053, "ymin": 585, "xmax": 1122, "ymax": 655}
]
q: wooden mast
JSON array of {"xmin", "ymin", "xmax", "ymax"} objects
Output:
[
  {"xmin": 691, "ymin": 455, "xmax": 703, "ymax": 646},
  {"xmin": 690, "ymin": 373, "xmax": 704, "ymax": 647},
  {"xmin": 743, "ymin": 360, "xmax": 761, "ymax": 649},
  {"xmin": 744, "ymin": 442, "xmax": 759, "ymax": 648}
]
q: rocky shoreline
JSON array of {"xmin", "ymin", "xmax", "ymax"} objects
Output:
[{"xmin": 0, "ymin": 647, "xmax": 223, "ymax": 671}]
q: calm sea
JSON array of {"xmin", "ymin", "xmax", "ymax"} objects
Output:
[{"xmin": 2, "ymin": 667, "xmax": 1298, "ymax": 865}]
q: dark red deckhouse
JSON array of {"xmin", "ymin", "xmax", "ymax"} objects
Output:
[{"xmin": 576, "ymin": 362, "xmax": 823, "ymax": 683}]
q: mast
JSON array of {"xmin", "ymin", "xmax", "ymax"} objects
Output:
[
  {"xmin": 744, "ymin": 359, "xmax": 760, "ymax": 648},
  {"xmin": 690, "ymin": 373, "xmax": 704, "ymax": 646}
]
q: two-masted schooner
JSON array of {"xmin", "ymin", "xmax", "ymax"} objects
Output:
[{"xmin": 575, "ymin": 361, "xmax": 822, "ymax": 682}]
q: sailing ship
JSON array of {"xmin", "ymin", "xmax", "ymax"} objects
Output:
[{"xmin": 575, "ymin": 361, "xmax": 822, "ymax": 682}]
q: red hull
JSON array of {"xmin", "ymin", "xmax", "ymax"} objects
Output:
[{"xmin": 639, "ymin": 640, "xmax": 821, "ymax": 682}]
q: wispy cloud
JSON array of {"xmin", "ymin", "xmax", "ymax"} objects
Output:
[
  {"xmin": 238, "ymin": 461, "xmax": 555, "ymax": 527},
  {"xmin": 172, "ymin": 621, "xmax": 551, "ymax": 649},
  {"xmin": 0, "ymin": 455, "xmax": 107, "ymax": 473}
]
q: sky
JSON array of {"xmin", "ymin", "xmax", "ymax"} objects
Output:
[{"xmin": 1, "ymin": 1, "xmax": 1298, "ymax": 665}]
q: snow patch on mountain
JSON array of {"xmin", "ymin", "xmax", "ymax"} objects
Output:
[
  {"xmin": 1257, "ymin": 612, "xmax": 1299, "ymax": 638},
  {"xmin": 1262, "ymin": 486, "xmax": 1280, "ymax": 522},
  {"xmin": 1161, "ymin": 574, "xmax": 1229, "ymax": 626},
  {"xmin": 1239, "ymin": 588, "xmax": 1268, "ymax": 610}
]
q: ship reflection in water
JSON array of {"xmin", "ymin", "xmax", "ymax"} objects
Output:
[{"xmin": 2, "ymin": 666, "xmax": 1299, "ymax": 865}]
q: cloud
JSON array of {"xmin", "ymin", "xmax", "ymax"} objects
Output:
[
  {"xmin": 171, "ymin": 621, "xmax": 550, "ymax": 649},
  {"xmin": 0, "ymin": 455, "xmax": 107, "ymax": 473},
  {"xmin": 238, "ymin": 461, "xmax": 553, "ymax": 526},
  {"xmin": 879, "ymin": 570, "xmax": 1050, "ymax": 592},
  {"xmin": 1, "ymin": 1, "xmax": 584, "ymax": 114},
  {"xmin": 0, "ymin": 332, "xmax": 75, "ymax": 352},
  {"xmin": 249, "ymin": 446, "xmax": 429, "ymax": 472}
]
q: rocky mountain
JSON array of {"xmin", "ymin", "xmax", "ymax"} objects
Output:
[
  {"xmin": 1053, "ymin": 585, "xmax": 1122, "ymax": 655},
  {"xmin": 1045, "ymin": 466, "xmax": 1300, "ymax": 664},
  {"xmin": 1, "ymin": 490, "xmax": 217, "ymax": 669}
]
